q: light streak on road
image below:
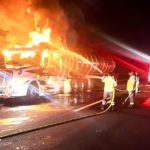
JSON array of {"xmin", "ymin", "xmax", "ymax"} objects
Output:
[
  {"xmin": 8, "ymin": 104, "xmax": 68, "ymax": 112},
  {"xmin": 0, "ymin": 117, "xmax": 30, "ymax": 125}
]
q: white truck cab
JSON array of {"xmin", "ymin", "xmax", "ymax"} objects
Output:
[{"xmin": 0, "ymin": 67, "xmax": 40, "ymax": 99}]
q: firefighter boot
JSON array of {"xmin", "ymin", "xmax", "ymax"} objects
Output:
[
  {"xmin": 128, "ymin": 104, "xmax": 135, "ymax": 108},
  {"xmin": 101, "ymin": 105, "xmax": 105, "ymax": 110},
  {"xmin": 101, "ymin": 100, "xmax": 106, "ymax": 110},
  {"xmin": 128, "ymin": 102, "xmax": 135, "ymax": 108},
  {"xmin": 111, "ymin": 105, "xmax": 115, "ymax": 111}
]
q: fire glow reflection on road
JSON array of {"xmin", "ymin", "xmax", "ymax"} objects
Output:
[
  {"xmin": 0, "ymin": 117, "xmax": 30, "ymax": 125},
  {"xmin": 8, "ymin": 104, "xmax": 69, "ymax": 112}
]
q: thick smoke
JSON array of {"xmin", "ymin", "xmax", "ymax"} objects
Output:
[
  {"xmin": 0, "ymin": 0, "xmax": 70, "ymax": 50},
  {"xmin": 31, "ymin": 0, "xmax": 70, "ymax": 49},
  {"xmin": 0, "ymin": 0, "xmax": 103, "ymax": 51},
  {"xmin": 0, "ymin": 0, "xmax": 35, "ymax": 49},
  {"xmin": 58, "ymin": 0, "xmax": 105, "ymax": 51}
]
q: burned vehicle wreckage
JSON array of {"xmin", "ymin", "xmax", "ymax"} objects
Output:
[{"xmin": 0, "ymin": 46, "xmax": 115, "ymax": 99}]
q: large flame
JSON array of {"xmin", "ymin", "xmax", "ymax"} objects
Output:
[
  {"xmin": 26, "ymin": 27, "xmax": 52, "ymax": 46},
  {"xmin": 0, "ymin": 0, "xmax": 69, "ymax": 50},
  {"xmin": 1, "ymin": 0, "xmax": 115, "ymax": 76}
]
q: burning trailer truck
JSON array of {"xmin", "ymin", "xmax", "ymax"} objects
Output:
[
  {"xmin": 0, "ymin": 0, "xmax": 116, "ymax": 100},
  {"xmin": 0, "ymin": 45, "xmax": 116, "ymax": 99}
]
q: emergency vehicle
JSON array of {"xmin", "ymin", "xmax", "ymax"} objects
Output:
[
  {"xmin": 0, "ymin": 46, "xmax": 68, "ymax": 99},
  {"xmin": 0, "ymin": 46, "xmax": 116, "ymax": 99}
]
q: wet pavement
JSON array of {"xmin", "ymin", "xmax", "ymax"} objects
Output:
[
  {"xmin": 0, "ymin": 91, "xmax": 102, "ymax": 138},
  {"xmin": 0, "ymin": 88, "xmax": 150, "ymax": 150}
]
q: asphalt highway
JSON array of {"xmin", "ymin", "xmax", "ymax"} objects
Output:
[{"xmin": 0, "ymin": 89, "xmax": 150, "ymax": 150}]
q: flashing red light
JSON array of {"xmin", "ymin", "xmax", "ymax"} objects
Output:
[
  {"xmin": 142, "ymin": 98, "xmax": 150, "ymax": 107},
  {"xmin": 148, "ymin": 68, "xmax": 150, "ymax": 82}
]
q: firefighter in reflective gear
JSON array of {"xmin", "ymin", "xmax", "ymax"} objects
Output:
[
  {"xmin": 101, "ymin": 73, "xmax": 117, "ymax": 111},
  {"xmin": 126, "ymin": 71, "xmax": 136, "ymax": 107}
]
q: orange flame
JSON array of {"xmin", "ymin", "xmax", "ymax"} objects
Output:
[{"xmin": 26, "ymin": 27, "xmax": 52, "ymax": 46}]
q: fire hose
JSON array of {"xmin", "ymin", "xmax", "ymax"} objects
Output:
[
  {"xmin": 122, "ymin": 88, "xmax": 136, "ymax": 105},
  {"xmin": 0, "ymin": 94, "xmax": 114, "ymax": 140},
  {"xmin": 0, "ymin": 80, "xmax": 124, "ymax": 139}
]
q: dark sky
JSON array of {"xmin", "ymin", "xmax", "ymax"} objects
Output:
[
  {"xmin": 29, "ymin": 0, "xmax": 150, "ymax": 77},
  {"xmin": 59, "ymin": 0, "xmax": 150, "ymax": 52}
]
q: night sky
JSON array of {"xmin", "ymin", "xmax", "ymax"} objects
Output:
[
  {"xmin": 57, "ymin": 0, "xmax": 150, "ymax": 77},
  {"xmin": 59, "ymin": 0, "xmax": 150, "ymax": 53}
]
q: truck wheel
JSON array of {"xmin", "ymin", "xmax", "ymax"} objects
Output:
[{"xmin": 27, "ymin": 82, "xmax": 39, "ymax": 100}]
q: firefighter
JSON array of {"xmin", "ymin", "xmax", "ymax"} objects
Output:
[
  {"xmin": 100, "ymin": 72, "xmax": 117, "ymax": 111},
  {"xmin": 126, "ymin": 71, "xmax": 136, "ymax": 108}
]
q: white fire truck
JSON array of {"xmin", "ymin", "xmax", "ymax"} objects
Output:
[
  {"xmin": 0, "ymin": 46, "xmax": 71, "ymax": 99},
  {"xmin": 0, "ymin": 46, "xmax": 115, "ymax": 99},
  {"xmin": 0, "ymin": 67, "xmax": 41, "ymax": 99}
]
